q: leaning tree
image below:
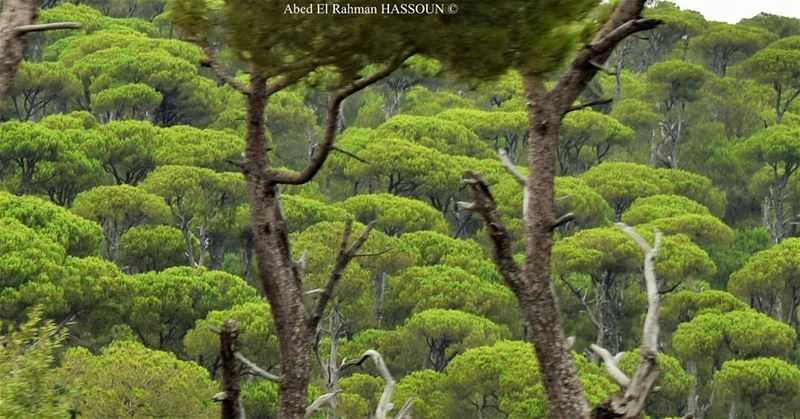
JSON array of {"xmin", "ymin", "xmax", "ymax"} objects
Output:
[{"xmin": 454, "ymin": 0, "xmax": 664, "ymax": 417}]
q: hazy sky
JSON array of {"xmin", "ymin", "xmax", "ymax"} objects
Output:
[{"xmin": 669, "ymin": 0, "xmax": 800, "ymax": 23}]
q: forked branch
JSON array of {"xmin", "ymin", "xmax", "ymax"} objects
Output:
[
  {"xmin": 268, "ymin": 49, "xmax": 416, "ymax": 185},
  {"xmin": 309, "ymin": 220, "xmax": 377, "ymax": 329},
  {"xmin": 591, "ymin": 223, "xmax": 662, "ymax": 418},
  {"xmin": 457, "ymin": 170, "xmax": 524, "ymax": 293},
  {"xmin": 340, "ymin": 350, "xmax": 413, "ymax": 419},
  {"xmin": 235, "ymin": 352, "xmax": 280, "ymax": 382}
]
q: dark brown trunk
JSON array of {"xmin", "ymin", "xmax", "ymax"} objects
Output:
[
  {"xmin": 219, "ymin": 320, "xmax": 244, "ymax": 419},
  {"xmin": 522, "ymin": 75, "xmax": 590, "ymax": 418},
  {"xmin": 244, "ymin": 72, "xmax": 311, "ymax": 419}
]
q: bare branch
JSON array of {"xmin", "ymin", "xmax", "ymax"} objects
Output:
[
  {"xmin": 353, "ymin": 248, "xmax": 392, "ymax": 258},
  {"xmin": 309, "ymin": 220, "xmax": 377, "ymax": 329},
  {"xmin": 565, "ymin": 97, "xmax": 614, "ymax": 114},
  {"xmin": 332, "ymin": 145, "xmax": 370, "ymax": 164},
  {"xmin": 590, "ymin": 344, "xmax": 631, "ymax": 388},
  {"xmin": 341, "ymin": 350, "xmax": 396, "ymax": 419},
  {"xmin": 589, "ymin": 60, "xmax": 617, "ymax": 75},
  {"xmin": 459, "ymin": 170, "xmax": 524, "ymax": 293},
  {"xmin": 304, "ymin": 391, "xmax": 339, "ymax": 418},
  {"xmin": 235, "ymin": 352, "xmax": 280, "ymax": 382},
  {"xmin": 550, "ymin": 212, "xmax": 575, "ymax": 231},
  {"xmin": 593, "ymin": 223, "xmax": 663, "ymax": 417},
  {"xmin": 498, "ymin": 149, "xmax": 526, "ymax": 186},
  {"xmin": 200, "ymin": 46, "xmax": 250, "ymax": 95},
  {"xmin": 15, "ymin": 22, "xmax": 81, "ymax": 34},
  {"xmin": 395, "ymin": 397, "xmax": 416, "ymax": 418},
  {"xmin": 267, "ymin": 49, "xmax": 416, "ymax": 185},
  {"xmin": 304, "ymin": 288, "xmax": 324, "ymax": 297}
]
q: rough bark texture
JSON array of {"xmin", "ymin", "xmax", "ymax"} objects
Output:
[
  {"xmin": 0, "ymin": 0, "xmax": 37, "ymax": 105},
  {"xmin": 462, "ymin": 1, "xmax": 660, "ymax": 417},
  {"xmin": 237, "ymin": 53, "xmax": 409, "ymax": 417},
  {"xmin": 242, "ymin": 71, "xmax": 312, "ymax": 418},
  {"xmin": 522, "ymin": 75, "xmax": 591, "ymax": 417},
  {"xmin": 219, "ymin": 320, "xmax": 245, "ymax": 419}
]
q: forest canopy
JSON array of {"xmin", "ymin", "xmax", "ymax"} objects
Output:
[{"xmin": 2, "ymin": 0, "xmax": 800, "ymax": 418}]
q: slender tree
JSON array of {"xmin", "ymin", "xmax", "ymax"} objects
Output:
[{"xmin": 458, "ymin": 1, "xmax": 661, "ymax": 416}]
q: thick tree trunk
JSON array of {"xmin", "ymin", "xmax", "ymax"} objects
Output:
[
  {"xmin": 0, "ymin": 0, "xmax": 36, "ymax": 105},
  {"xmin": 244, "ymin": 73, "xmax": 312, "ymax": 418},
  {"xmin": 522, "ymin": 75, "xmax": 591, "ymax": 418}
]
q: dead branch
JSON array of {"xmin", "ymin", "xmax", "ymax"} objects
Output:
[
  {"xmin": 305, "ymin": 390, "xmax": 339, "ymax": 418},
  {"xmin": 15, "ymin": 22, "xmax": 81, "ymax": 34},
  {"xmin": 589, "ymin": 344, "xmax": 631, "ymax": 388},
  {"xmin": 341, "ymin": 350, "xmax": 411, "ymax": 419},
  {"xmin": 498, "ymin": 149, "xmax": 526, "ymax": 186},
  {"xmin": 268, "ymin": 49, "xmax": 416, "ymax": 185},
  {"xmin": 395, "ymin": 397, "xmax": 415, "ymax": 419},
  {"xmin": 457, "ymin": 170, "xmax": 524, "ymax": 293},
  {"xmin": 566, "ymin": 97, "xmax": 614, "ymax": 114},
  {"xmin": 332, "ymin": 145, "xmax": 370, "ymax": 164},
  {"xmin": 235, "ymin": 352, "xmax": 280, "ymax": 382},
  {"xmin": 550, "ymin": 212, "xmax": 575, "ymax": 231},
  {"xmin": 304, "ymin": 288, "xmax": 324, "ymax": 297},
  {"xmin": 589, "ymin": 60, "xmax": 617, "ymax": 75},
  {"xmin": 309, "ymin": 220, "xmax": 377, "ymax": 329},
  {"xmin": 591, "ymin": 223, "xmax": 662, "ymax": 418}
]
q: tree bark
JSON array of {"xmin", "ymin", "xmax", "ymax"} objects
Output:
[
  {"xmin": 218, "ymin": 320, "xmax": 245, "ymax": 419},
  {"xmin": 521, "ymin": 75, "xmax": 591, "ymax": 417},
  {"xmin": 242, "ymin": 72, "xmax": 312, "ymax": 418},
  {"xmin": 461, "ymin": 2, "xmax": 660, "ymax": 417},
  {"xmin": 0, "ymin": 0, "xmax": 37, "ymax": 105}
]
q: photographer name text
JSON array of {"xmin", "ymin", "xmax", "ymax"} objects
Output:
[{"xmin": 284, "ymin": 3, "xmax": 458, "ymax": 15}]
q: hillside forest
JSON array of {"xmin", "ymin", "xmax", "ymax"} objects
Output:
[{"xmin": 2, "ymin": 0, "xmax": 800, "ymax": 418}]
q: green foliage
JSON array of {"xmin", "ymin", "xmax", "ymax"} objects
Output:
[
  {"xmin": 691, "ymin": 23, "xmax": 775, "ymax": 76},
  {"xmin": 672, "ymin": 310, "xmax": 796, "ymax": 366},
  {"xmin": 185, "ymin": 302, "xmax": 279, "ymax": 372},
  {"xmin": 336, "ymin": 193, "xmax": 448, "ymax": 236},
  {"xmin": 391, "ymin": 309, "xmax": 509, "ymax": 372},
  {"xmin": 661, "ymin": 290, "xmax": 750, "ymax": 335},
  {"xmin": 622, "ymin": 194, "xmax": 711, "ymax": 225},
  {"xmin": 0, "ymin": 307, "xmax": 68, "ymax": 419},
  {"xmin": 444, "ymin": 340, "xmax": 616, "ymax": 418},
  {"xmin": 120, "ymin": 225, "xmax": 189, "ymax": 273},
  {"xmin": 741, "ymin": 13, "xmax": 800, "ymax": 38},
  {"xmin": 0, "ymin": 192, "xmax": 103, "ymax": 257},
  {"xmin": 617, "ymin": 350, "xmax": 693, "ymax": 417},
  {"xmin": 8, "ymin": 61, "xmax": 82, "ymax": 120},
  {"xmin": 558, "ymin": 109, "xmax": 634, "ymax": 175},
  {"xmin": 385, "ymin": 265, "xmax": 520, "ymax": 332},
  {"xmin": 729, "ymin": 238, "xmax": 800, "ymax": 316},
  {"xmin": 581, "ymin": 163, "xmax": 726, "ymax": 217},
  {"xmin": 715, "ymin": 357, "xmax": 800, "ymax": 417},
  {"xmin": 56, "ymin": 340, "xmax": 217, "ymax": 418},
  {"xmin": 125, "ymin": 267, "xmax": 259, "ymax": 352}
]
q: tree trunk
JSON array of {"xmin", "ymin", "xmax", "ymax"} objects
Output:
[
  {"xmin": 375, "ymin": 272, "xmax": 386, "ymax": 328},
  {"xmin": 522, "ymin": 75, "xmax": 590, "ymax": 418},
  {"xmin": 219, "ymin": 320, "xmax": 245, "ymax": 419},
  {"xmin": 244, "ymin": 73, "xmax": 312, "ymax": 418},
  {"xmin": 0, "ymin": 0, "xmax": 37, "ymax": 106}
]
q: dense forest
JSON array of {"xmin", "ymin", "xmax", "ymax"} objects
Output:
[{"xmin": 2, "ymin": 0, "xmax": 800, "ymax": 418}]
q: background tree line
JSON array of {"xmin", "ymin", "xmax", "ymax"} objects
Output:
[{"xmin": 2, "ymin": 0, "xmax": 800, "ymax": 418}]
